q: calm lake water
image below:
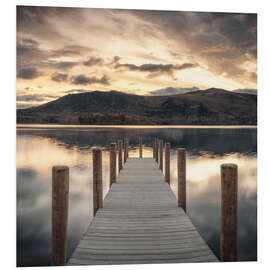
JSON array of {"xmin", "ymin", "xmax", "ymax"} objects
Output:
[{"xmin": 16, "ymin": 125, "xmax": 257, "ymax": 266}]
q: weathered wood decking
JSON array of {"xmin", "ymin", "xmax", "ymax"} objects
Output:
[{"xmin": 68, "ymin": 158, "xmax": 218, "ymax": 265}]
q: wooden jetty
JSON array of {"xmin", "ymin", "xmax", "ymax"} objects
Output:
[{"xmin": 52, "ymin": 136, "xmax": 238, "ymax": 266}]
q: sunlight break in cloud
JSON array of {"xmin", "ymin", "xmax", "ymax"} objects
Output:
[{"xmin": 16, "ymin": 6, "xmax": 257, "ymax": 108}]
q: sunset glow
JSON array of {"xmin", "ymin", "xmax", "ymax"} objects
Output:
[{"xmin": 17, "ymin": 7, "xmax": 257, "ymax": 108}]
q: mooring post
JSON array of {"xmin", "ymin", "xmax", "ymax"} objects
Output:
[
  {"xmin": 52, "ymin": 166, "xmax": 69, "ymax": 266},
  {"xmin": 122, "ymin": 138, "xmax": 126, "ymax": 164},
  {"xmin": 110, "ymin": 143, "xmax": 117, "ymax": 187},
  {"xmin": 159, "ymin": 139, "xmax": 163, "ymax": 171},
  {"xmin": 93, "ymin": 148, "xmax": 103, "ymax": 216},
  {"xmin": 155, "ymin": 138, "xmax": 159, "ymax": 163},
  {"xmin": 118, "ymin": 140, "xmax": 123, "ymax": 172},
  {"xmin": 124, "ymin": 138, "xmax": 127, "ymax": 163},
  {"xmin": 139, "ymin": 136, "xmax": 142, "ymax": 158},
  {"xmin": 153, "ymin": 138, "xmax": 156, "ymax": 159},
  {"xmin": 220, "ymin": 163, "xmax": 238, "ymax": 262},
  {"xmin": 165, "ymin": 142, "xmax": 170, "ymax": 184},
  {"xmin": 124, "ymin": 137, "xmax": 129, "ymax": 162},
  {"xmin": 127, "ymin": 138, "xmax": 129, "ymax": 158},
  {"xmin": 177, "ymin": 148, "xmax": 186, "ymax": 212}
]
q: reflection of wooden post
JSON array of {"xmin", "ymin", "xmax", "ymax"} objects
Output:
[
  {"xmin": 118, "ymin": 140, "xmax": 122, "ymax": 172},
  {"xmin": 221, "ymin": 163, "xmax": 238, "ymax": 262},
  {"xmin": 110, "ymin": 143, "xmax": 116, "ymax": 187},
  {"xmin": 153, "ymin": 138, "xmax": 155, "ymax": 159},
  {"xmin": 155, "ymin": 138, "xmax": 159, "ymax": 163},
  {"xmin": 159, "ymin": 139, "xmax": 163, "ymax": 171},
  {"xmin": 93, "ymin": 148, "xmax": 103, "ymax": 216},
  {"xmin": 165, "ymin": 143, "xmax": 170, "ymax": 184},
  {"xmin": 52, "ymin": 166, "xmax": 69, "ymax": 266},
  {"xmin": 139, "ymin": 136, "xmax": 142, "ymax": 158},
  {"xmin": 177, "ymin": 148, "xmax": 186, "ymax": 212}
]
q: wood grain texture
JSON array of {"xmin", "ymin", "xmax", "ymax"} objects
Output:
[
  {"xmin": 220, "ymin": 163, "xmax": 238, "ymax": 261},
  {"xmin": 165, "ymin": 143, "xmax": 170, "ymax": 184},
  {"xmin": 159, "ymin": 140, "xmax": 163, "ymax": 171},
  {"xmin": 110, "ymin": 143, "xmax": 116, "ymax": 187},
  {"xmin": 155, "ymin": 138, "xmax": 158, "ymax": 163},
  {"xmin": 139, "ymin": 136, "xmax": 142, "ymax": 158},
  {"xmin": 124, "ymin": 138, "xmax": 129, "ymax": 163},
  {"xmin": 153, "ymin": 138, "xmax": 155, "ymax": 159},
  {"xmin": 177, "ymin": 148, "xmax": 186, "ymax": 212},
  {"xmin": 52, "ymin": 166, "xmax": 69, "ymax": 266},
  {"xmin": 118, "ymin": 140, "xmax": 123, "ymax": 172},
  {"xmin": 68, "ymin": 158, "xmax": 218, "ymax": 265},
  {"xmin": 93, "ymin": 149, "xmax": 103, "ymax": 216}
]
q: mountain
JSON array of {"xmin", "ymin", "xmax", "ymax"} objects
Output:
[
  {"xmin": 232, "ymin": 89, "xmax": 257, "ymax": 95},
  {"xmin": 17, "ymin": 88, "xmax": 257, "ymax": 125},
  {"xmin": 149, "ymin": 87, "xmax": 199, "ymax": 96}
]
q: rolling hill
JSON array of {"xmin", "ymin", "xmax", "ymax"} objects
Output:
[{"xmin": 17, "ymin": 88, "xmax": 257, "ymax": 125}]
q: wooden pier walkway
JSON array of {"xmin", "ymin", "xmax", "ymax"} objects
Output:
[{"xmin": 67, "ymin": 157, "xmax": 218, "ymax": 265}]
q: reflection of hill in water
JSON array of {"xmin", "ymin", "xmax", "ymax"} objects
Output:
[{"xmin": 17, "ymin": 127, "xmax": 257, "ymax": 156}]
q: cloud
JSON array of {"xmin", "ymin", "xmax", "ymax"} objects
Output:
[
  {"xmin": 17, "ymin": 37, "xmax": 93, "ymax": 71},
  {"xmin": 108, "ymin": 56, "xmax": 121, "ymax": 66},
  {"xmin": 249, "ymin": 72, "xmax": 257, "ymax": 83},
  {"xmin": 149, "ymin": 86, "xmax": 200, "ymax": 96},
  {"xmin": 17, "ymin": 68, "xmax": 40, "ymax": 79},
  {"xmin": 51, "ymin": 72, "xmax": 68, "ymax": 82},
  {"xmin": 83, "ymin": 56, "xmax": 103, "ymax": 66},
  {"xmin": 115, "ymin": 62, "xmax": 198, "ymax": 78},
  {"xmin": 131, "ymin": 11, "xmax": 257, "ymax": 84},
  {"xmin": 71, "ymin": 74, "xmax": 110, "ymax": 85},
  {"xmin": 51, "ymin": 45, "xmax": 93, "ymax": 57},
  {"xmin": 50, "ymin": 61, "xmax": 78, "ymax": 69},
  {"xmin": 16, "ymin": 7, "xmax": 257, "ymax": 89},
  {"xmin": 17, "ymin": 94, "xmax": 59, "ymax": 102},
  {"xmin": 64, "ymin": 89, "xmax": 93, "ymax": 94},
  {"xmin": 232, "ymin": 89, "xmax": 257, "ymax": 95}
]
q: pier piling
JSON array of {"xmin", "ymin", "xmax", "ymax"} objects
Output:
[
  {"xmin": 165, "ymin": 142, "xmax": 170, "ymax": 184},
  {"xmin": 155, "ymin": 138, "xmax": 159, "ymax": 163},
  {"xmin": 93, "ymin": 148, "xmax": 103, "ymax": 216},
  {"xmin": 159, "ymin": 139, "xmax": 163, "ymax": 171},
  {"xmin": 52, "ymin": 166, "xmax": 69, "ymax": 266},
  {"xmin": 220, "ymin": 163, "xmax": 238, "ymax": 262},
  {"xmin": 118, "ymin": 140, "xmax": 123, "ymax": 172},
  {"xmin": 110, "ymin": 143, "xmax": 117, "ymax": 186},
  {"xmin": 153, "ymin": 138, "xmax": 155, "ymax": 159},
  {"xmin": 124, "ymin": 138, "xmax": 129, "ymax": 163},
  {"xmin": 139, "ymin": 136, "xmax": 142, "ymax": 158},
  {"xmin": 177, "ymin": 148, "xmax": 186, "ymax": 212}
]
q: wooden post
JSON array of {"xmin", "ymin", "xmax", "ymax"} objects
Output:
[
  {"xmin": 153, "ymin": 138, "xmax": 156, "ymax": 159},
  {"xmin": 118, "ymin": 140, "xmax": 123, "ymax": 172},
  {"xmin": 93, "ymin": 148, "xmax": 103, "ymax": 216},
  {"xmin": 165, "ymin": 143, "xmax": 170, "ymax": 184},
  {"xmin": 139, "ymin": 136, "xmax": 142, "ymax": 158},
  {"xmin": 124, "ymin": 137, "xmax": 129, "ymax": 162},
  {"xmin": 159, "ymin": 139, "xmax": 163, "ymax": 171},
  {"xmin": 155, "ymin": 138, "xmax": 158, "ymax": 163},
  {"xmin": 127, "ymin": 138, "xmax": 129, "ymax": 158},
  {"xmin": 177, "ymin": 148, "xmax": 186, "ymax": 212},
  {"xmin": 110, "ymin": 143, "xmax": 117, "ymax": 187},
  {"xmin": 220, "ymin": 163, "xmax": 238, "ymax": 262},
  {"xmin": 123, "ymin": 138, "xmax": 126, "ymax": 164},
  {"xmin": 52, "ymin": 166, "xmax": 69, "ymax": 266}
]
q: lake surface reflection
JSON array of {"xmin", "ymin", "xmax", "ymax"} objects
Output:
[{"xmin": 16, "ymin": 125, "xmax": 257, "ymax": 266}]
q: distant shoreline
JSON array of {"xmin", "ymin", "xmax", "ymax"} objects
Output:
[{"xmin": 16, "ymin": 124, "xmax": 257, "ymax": 129}]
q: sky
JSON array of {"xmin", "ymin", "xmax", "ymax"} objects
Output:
[{"xmin": 16, "ymin": 6, "xmax": 257, "ymax": 108}]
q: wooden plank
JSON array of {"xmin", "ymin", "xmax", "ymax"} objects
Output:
[{"xmin": 67, "ymin": 157, "xmax": 218, "ymax": 265}]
